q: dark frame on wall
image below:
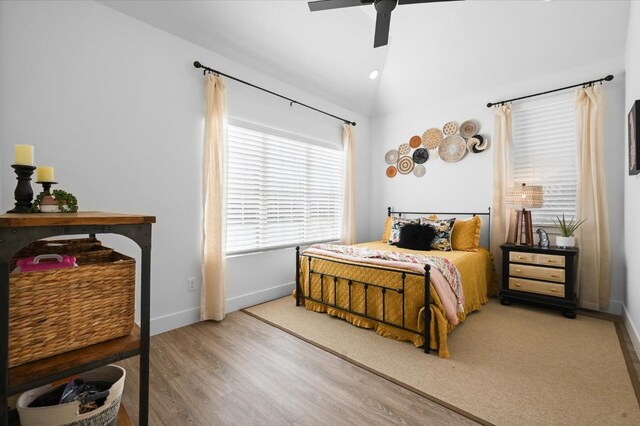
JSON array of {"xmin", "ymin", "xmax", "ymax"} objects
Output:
[{"xmin": 629, "ymin": 100, "xmax": 640, "ymax": 176}]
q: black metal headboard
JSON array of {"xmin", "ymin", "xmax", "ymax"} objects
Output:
[{"xmin": 387, "ymin": 207, "xmax": 492, "ymax": 249}]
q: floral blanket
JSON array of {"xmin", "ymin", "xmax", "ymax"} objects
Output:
[{"xmin": 305, "ymin": 244, "xmax": 464, "ymax": 324}]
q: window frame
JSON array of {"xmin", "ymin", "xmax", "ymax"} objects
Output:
[
  {"xmin": 224, "ymin": 118, "xmax": 344, "ymax": 256},
  {"xmin": 510, "ymin": 92, "xmax": 578, "ymax": 227}
]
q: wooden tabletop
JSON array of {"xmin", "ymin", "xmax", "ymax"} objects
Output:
[{"xmin": 0, "ymin": 211, "xmax": 156, "ymax": 228}]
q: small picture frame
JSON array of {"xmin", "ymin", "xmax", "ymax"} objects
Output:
[{"xmin": 629, "ymin": 100, "xmax": 640, "ymax": 176}]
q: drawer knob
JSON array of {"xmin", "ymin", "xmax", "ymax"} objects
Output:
[
  {"xmin": 515, "ymin": 283, "xmax": 521, "ymax": 287},
  {"xmin": 551, "ymin": 274, "xmax": 559, "ymax": 278},
  {"xmin": 515, "ymin": 269, "xmax": 521, "ymax": 273},
  {"xmin": 518, "ymin": 256, "xmax": 524, "ymax": 259},
  {"xmin": 551, "ymin": 288, "xmax": 557, "ymax": 292},
  {"xmin": 547, "ymin": 259, "xmax": 555, "ymax": 263}
]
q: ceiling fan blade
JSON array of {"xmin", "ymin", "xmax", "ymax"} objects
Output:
[
  {"xmin": 373, "ymin": 11, "xmax": 392, "ymax": 48},
  {"xmin": 398, "ymin": 0, "xmax": 464, "ymax": 5},
  {"xmin": 308, "ymin": 0, "xmax": 373, "ymax": 12}
]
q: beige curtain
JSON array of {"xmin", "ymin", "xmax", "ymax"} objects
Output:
[
  {"xmin": 490, "ymin": 105, "xmax": 513, "ymax": 281},
  {"xmin": 341, "ymin": 123, "xmax": 356, "ymax": 245},
  {"xmin": 201, "ymin": 74, "xmax": 227, "ymax": 321},
  {"xmin": 575, "ymin": 85, "xmax": 610, "ymax": 310}
]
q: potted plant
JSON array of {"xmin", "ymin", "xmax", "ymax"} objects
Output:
[{"xmin": 553, "ymin": 214, "xmax": 586, "ymax": 248}]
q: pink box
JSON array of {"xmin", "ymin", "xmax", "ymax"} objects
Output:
[{"xmin": 15, "ymin": 254, "xmax": 77, "ymax": 273}]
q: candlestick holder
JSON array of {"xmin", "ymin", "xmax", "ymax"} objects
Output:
[
  {"xmin": 7, "ymin": 164, "xmax": 37, "ymax": 213},
  {"xmin": 36, "ymin": 181, "xmax": 58, "ymax": 196}
]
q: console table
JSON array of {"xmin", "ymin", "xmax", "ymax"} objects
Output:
[{"xmin": 0, "ymin": 212, "xmax": 155, "ymax": 425}]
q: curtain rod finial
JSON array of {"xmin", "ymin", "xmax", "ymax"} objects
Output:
[
  {"xmin": 193, "ymin": 61, "xmax": 202, "ymax": 68},
  {"xmin": 486, "ymin": 102, "xmax": 493, "ymax": 108},
  {"xmin": 605, "ymin": 74, "xmax": 614, "ymax": 81}
]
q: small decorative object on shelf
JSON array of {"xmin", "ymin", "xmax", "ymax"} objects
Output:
[
  {"xmin": 32, "ymin": 189, "xmax": 78, "ymax": 213},
  {"xmin": 536, "ymin": 228, "xmax": 549, "ymax": 248},
  {"xmin": 553, "ymin": 214, "xmax": 586, "ymax": 248},
  {"xmin": 36, "ymin": 180, "xmax": 58, "ymax": 197},
  {"xmin": 8, "ymin": 164, "xmax": 37, "ymax": 213}
]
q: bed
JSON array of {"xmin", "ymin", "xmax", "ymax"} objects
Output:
[{"xmin": 295, "ymin": 208, "xmax": 498, "ymax": 358}]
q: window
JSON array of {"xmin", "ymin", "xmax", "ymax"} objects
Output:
[
  {"xmin": 226, "ymin": 121, "xmax": 343, "ymax": 254},
  {"xmin": 511, "ymin": 92, "xmax": 577, "ymax": 225}
]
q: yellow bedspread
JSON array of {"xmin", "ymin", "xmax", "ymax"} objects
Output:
[{"xmin": 298, "ymin": 241, "xmax": 497, "ymax": 358}]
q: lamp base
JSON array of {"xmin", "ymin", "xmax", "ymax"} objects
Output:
[{"xmin": 514, "ymin": 209, "xmax": 534, "ymax": 246}]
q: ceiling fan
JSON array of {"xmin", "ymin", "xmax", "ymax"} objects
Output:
[{"xmin": 308, "ymin": 0, "xmax": 462, "ymax": 48}]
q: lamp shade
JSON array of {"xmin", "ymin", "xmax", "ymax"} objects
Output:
[{"xmin": 507, "ymin": 183, "xmax": 543, "ymax": 209}]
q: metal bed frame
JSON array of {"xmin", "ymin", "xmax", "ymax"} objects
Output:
[{"xmin": 295, "ymin": 207, "xmax": 491, "ymax": 355}]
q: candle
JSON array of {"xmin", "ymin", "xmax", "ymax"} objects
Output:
[
  {"xmin": 15, "ymin": 145, "xmax": 34, "ymax": 166},
  {"xmin": 37, "ymin": 166, "xmax": 55, "ymax": 182}
]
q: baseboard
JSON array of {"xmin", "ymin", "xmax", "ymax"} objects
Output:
[
  {"xmin": 623, "ymin": 305, "xmax": 640, "ymax": 357},
  {"xmin": 150, "ymin": 306, "xmax": 200, "ymax": 336},
  {"xmin": 148, "ymin": 282, "xmax": 295, "ymax": 336},
  {"xmin": 226, "ymin": 282, "xmax": 295, "ymax": 313},
  {"xmin": 608, "ymin": 299, "xmax": 624, "ymax": 316},
  {"xmin": 580, "ymin": 299, "xmax": 623, "ymax": 315}
]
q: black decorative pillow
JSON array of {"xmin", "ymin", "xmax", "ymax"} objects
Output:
[{"xmin": 397, "ymin": 224, "xmax": 437, "ymax": 251}]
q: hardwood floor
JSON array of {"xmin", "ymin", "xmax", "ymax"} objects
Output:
[{"xmin": 118, "ymin": 311, "xmax": 480, "ymax": 425}]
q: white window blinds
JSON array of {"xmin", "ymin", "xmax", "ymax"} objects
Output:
[
  {"xmin": 511, "ymin": 92, "xmax": 577, "ymax": 225},
  {"xmin": 226, "ymin": 122, "xmax": 343, "ymax": 254}
]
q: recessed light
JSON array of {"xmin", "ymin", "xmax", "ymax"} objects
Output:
[{"xmin": 369, "ymin": 69, "xmax": 379, "ymax": 80}]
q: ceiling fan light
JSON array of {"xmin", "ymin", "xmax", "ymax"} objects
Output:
[{"xmin": 369, "ymin": 69, "xmax": 380, "ymax": 80}]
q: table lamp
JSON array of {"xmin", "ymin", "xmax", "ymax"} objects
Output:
[{"xmin": 507, "ymin": 183, "xmax": 543, "ymax": 246}]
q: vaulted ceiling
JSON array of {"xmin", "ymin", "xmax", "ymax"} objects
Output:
[{"xmin": 100, "ymin": 0, "xmax": 629, "ymax": 117}]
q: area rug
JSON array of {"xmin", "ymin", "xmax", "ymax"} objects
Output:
[{"xmin": 244, "ymin": 297, "xmax": 640, "ymax": 425}]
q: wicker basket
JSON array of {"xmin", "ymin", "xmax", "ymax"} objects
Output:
[
  {"xmin": 8, "ymin": 239, "xmax": 135, "ymax": 368},
  {"xmin": 17, "ymin": 364, "xmax": 126, "ymax": 426}
]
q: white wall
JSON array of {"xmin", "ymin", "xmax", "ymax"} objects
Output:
[
  {"xmin": 370, "ymin": 58, "xmax": 626, "ymax": 314},
  {"xmin": 0, "ymin": 0, "xmax": 371, "ymax": 334},
  {"xmin": 624, "ymin": 1, "xmax": 640, "ymax": 354}
]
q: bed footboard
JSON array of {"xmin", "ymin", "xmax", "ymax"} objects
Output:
[{"xmin": 295, "ymin": 246, "xmax": 432, "ymax": 354}]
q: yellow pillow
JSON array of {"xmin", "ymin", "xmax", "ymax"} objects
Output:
[
  {"xmin": 451, "ymin": 216, "xmax": 481, "ymax": 252},
  {"xmin": 382, "ymin": 217, "xmax": 392, "ymax": 241}
]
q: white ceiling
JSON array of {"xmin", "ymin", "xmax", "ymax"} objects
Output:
[{"xmin": 99, "ymin": 0, "xmax": 630, "ymax": 117}]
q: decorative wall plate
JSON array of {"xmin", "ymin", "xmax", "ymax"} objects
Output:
[
  {"xmin": 422, "ymin": 128, "xmax": 443, "ymax": 150},
  {"xmin": 398, "ymin": 143, "xmax": 411, "ymax": 155},
  {"xmin": 409, "ymin": 135, "xmax": 422, "ymax": 148},
  {"xmin": 443, "ymin": 121, "xmax": 458, "ymax": 135},
  {"xmin": 466, "ymin": 135, "xmax": 488, "ymax": 153},
  {"xmin": 412, "ymin": 148, "xmax": 429, "ymax": 164},
  {"xmin": 386, "ymin": 166, "xmax": 398, "ymax": 178},
  {"xmin": 385, "ymin": 149, "xmax": 399, "ymax": 165},
  {"xmin": 413, "ymin": 164, "xmax": 426, "ymax": 177},
  {"xmin": 397, "ymin": 156, "xmax": 414, "ymax": 174},
  {"xmin": 439, "ymin": 135, "xmax": 466, "ymax": 162},
  {"xmin": 460, "ymin": 120, "xmax": 479, "ymax": 138},
  {"xmin": 429, "ymin": 148, "xmax": 439, "ymax": 160}
]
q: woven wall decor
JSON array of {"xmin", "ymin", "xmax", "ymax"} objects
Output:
[
  {"xmin": 422, "ymin": 128, "xmax": 443, "ymax": 150},
  {"xmin": 460, "ymin": 120, "xmax": 479, "ymax": 138},
  {"xmin": 409, "ymin": 135, "xmax": 422, "ymax": 148},
  {"xmin": 384, "ymin": 118, "xmax": 487, "ymax": 178},
  {"xmin": 412, "ymin": 148, "xmax": 429, "ymax": 164},
  {"xmin": 443, "ymin": 121, "xmax": 458, "ymax": 135},
  {"xmin": 385, "ymin": 149, "xmax": 399, "ymax": 165},
  {"xmin": 397, "ymin": 156, "xmax": 414, "ymax": 174},
  {"xmin": 398, "ymin": 143, "xmax": 411, "ymax": 155},
  {"xmin": 413, "ymin": 164, "xmax": 426, "ymax": 177}
]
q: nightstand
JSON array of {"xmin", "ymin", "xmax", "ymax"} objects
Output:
[{"xmin": 500, "ymin": 243, "xmax": 578, "ymax": 318}]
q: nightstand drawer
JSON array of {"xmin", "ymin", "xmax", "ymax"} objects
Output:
[
  {"xmin": 508, "ymin": 277, "xmax": 565, "ymax": 298},
  {"xmin": 509, "ymin": 251, "xmax": 565, "ymax": 267},
  {"xmin": 509, "ymin": 264, "xmax": 565, "ymax": 283}
]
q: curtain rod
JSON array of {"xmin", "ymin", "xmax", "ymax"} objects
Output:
[
  {"xmin": 193, "ymin": 61, "xmax": 356, "ymax": 126},
  {"xmin": 486, "ymin": 74, "xmax": 614, "ymax": 108}
]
